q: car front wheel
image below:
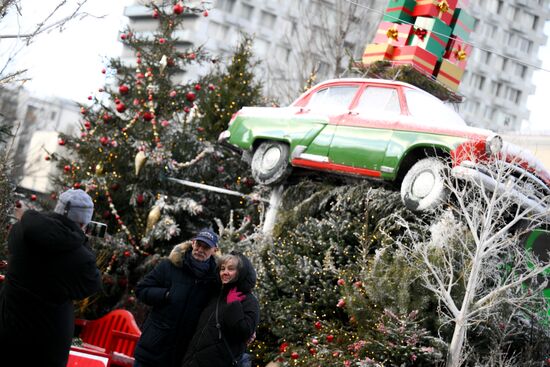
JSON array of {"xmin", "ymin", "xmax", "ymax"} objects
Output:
[
  {"xmin": 251, "ymin": 141, "xmax": 292, "ymax": 186},
  {"xmin": 400, "ymin": 157, "xmax": 449, "ymax": 212}
]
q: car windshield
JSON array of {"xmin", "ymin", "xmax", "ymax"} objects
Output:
[
  {"xmin": 404, "ymin": 89, "xmax": 467, "ymax": 127},
  {"xmin": 355, "ymin": 86, "xmax": 401, "ymax": 113}
]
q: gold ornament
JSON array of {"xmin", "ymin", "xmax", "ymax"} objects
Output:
[
  {"xmin": 135, "ymin": 151, "xmax": 147, "ymax": 175},
  {"xmin": 455, "ymin": 49, "xmax": 467, "ymax": 61},
  {"xmin": 95, "ymin": 162, "xmax": 104, "ymax": 175},
  {"xmin": 386, "ymin": 27, "xmax": 399, "ymax": 41},
  {"xmin": 146, "ymin": 205, "xmax": 161, "ymax": 233},
  {"xmin": 438, "ymin": 0, "xmax": 449, "ymax": 14}
]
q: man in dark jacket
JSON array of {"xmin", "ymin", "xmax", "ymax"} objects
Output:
[
  {"xmin": 0, "ymin": 189, "xmax": 102, "ymax": 367},
  {"xmin": 134, "ymin": 228, "xmax": 219, "ymax": 367}
]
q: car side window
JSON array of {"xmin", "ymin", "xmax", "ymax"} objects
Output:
[
  {"xmin": 404, "ymin": 89, "xmax": 467, "ymax": 127},
  {"xmin": 355, "ymin": 87, "xmax": 401, "ymax": 113},
  {"xmin": 306, "ymin": 86, "xmax": 359, "ymax": 111}
]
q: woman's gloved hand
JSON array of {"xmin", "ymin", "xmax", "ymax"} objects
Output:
[{"xmin": 226, "ymin": 287, "xmax": 246, "ymax": 303}]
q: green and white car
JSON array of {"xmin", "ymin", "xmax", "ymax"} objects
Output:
[{"xmin": 219, "ymin": 78, "xmax": 550, "ymax": 213}]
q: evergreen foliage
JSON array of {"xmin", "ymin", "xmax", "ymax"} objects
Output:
[
  {"xmin": 50, "ymin": 1, "xmax": 263, "ymax": 318},
  {"xmin": 195, "ymin": 34, "xmax": 265, "ymax": 141}
]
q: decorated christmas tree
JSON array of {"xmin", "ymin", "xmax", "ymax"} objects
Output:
[{"xmin": 51, "ymin": 1, "xmax": 263, "ymax": 317}]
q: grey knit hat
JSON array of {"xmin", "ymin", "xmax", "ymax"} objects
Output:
[{"xmin": 54, "ymin": 189, "xmax": 94, "ymax": 226}]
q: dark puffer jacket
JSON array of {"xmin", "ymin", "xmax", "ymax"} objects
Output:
[
  {"xmin": 181, "ymin": 251, "xmax": 260, "ymax": 367},
  {"xmin": 134, "ymin": 242, "xmax": 218, "ymax": 367},
  {"xmin": 0, "ymin": 210, "xmax": 102, "ymax": 367}
]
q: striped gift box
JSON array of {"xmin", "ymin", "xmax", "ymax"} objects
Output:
[
  {"xmin": 362, "ymin": 43, "xmax": 395, "ymax": 64},
  {"xmin": 450, "ymin": 8, "xmax": 475, "ymax": 41},
  {"xmin": 408, "ymin": 17, "xmax": 451, "ymax": 60},
  {"xmin": 382, "ymin": 0, "xmax": 417, "ymax": 24},
  {"xmin": 436, "ymin": 59, "xmax": 465, "ymax": 91},
  {"xmin": 412, "ymin": 0, "xmax": 458, "ymax": 26},
  {"xmin": 373, "ymin": 22, "xmax": 414, "ymax": 47},
  {"xmin": 392, "ymin": 45, "xmax": 438, "ymax": 75},
  {"xmin": 444, "ymin": 37, "xmax": 472, "ymax": 69}
]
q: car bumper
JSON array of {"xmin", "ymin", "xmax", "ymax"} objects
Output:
[
  {"xmin": 451, "ymin": 160, "xmax": 549, "ymax": 219},
  {"xmin": 217, "ymin": 130, "xmax": 252, "ymax": 163}
]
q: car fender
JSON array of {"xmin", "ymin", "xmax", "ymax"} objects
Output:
[{"xmin": 383, "ymin": 131, "xmax": 465, "ymax": 181}]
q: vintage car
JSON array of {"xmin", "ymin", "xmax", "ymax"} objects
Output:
[{"xmin": 219, "ymin": 78, "xmax": 550, "ymax": 213}]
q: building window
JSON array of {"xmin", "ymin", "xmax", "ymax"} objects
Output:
[
  {"xmin": 471, "ymin": 74, "xmax": 486, "ymax": 90},
  {"xmin": 491, "ymin": 81, "xmax": 502, "ymax": 97},
  {"xmin": 484, "ymin": 106, "xmax": 495, "ymax": 120},
  {"xmin": 240, "ymin": 3, "xmax": 254, "ymax": 19},
  {"xmin": 518, "ymin": 37, "xmax": 532, "ymax": 53},
  {"xmin": 514, "ymin": 63, "xmax": 527, "ymax": 78},
  {"xmin": 253, "ymin": 38, "xmax": 269, "ymax": 55},
  {"xmin": 260, "ymin": 11, "xmax": 276, "ymax": 29},
  {"xmin": 504, "ymin": 87, "xmax": 521, "ymax": 103},
  {"xmin": 50, "ymin": 111, "xmax": 57, "ymax": 120},
  {"xmin": 486, "ymin": 0, "xmax": 503, "ymax": 13},
  {"xmin": 217, "ymin": 0, "xmax": 236, "ymax": 13},
  {"xmin": 506, "ymin": 6, "xmax": 519, "ymax": 21},
  {"xmin": 208, "ymin": 22, "xmax": 230, "ymax": 42}
]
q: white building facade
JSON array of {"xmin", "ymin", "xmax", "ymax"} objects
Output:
[{"xmin": 123, "ymin": 0, "xmax": 550, "ymax": 133}]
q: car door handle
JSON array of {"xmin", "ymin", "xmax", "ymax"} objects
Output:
[{"xmin": 348, "ymin": 111, "xmax": 359, "ymax": 116}]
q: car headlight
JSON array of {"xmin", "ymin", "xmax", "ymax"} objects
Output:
[
  {"xmin": 486, "ymin": 134, "xmax": 502, "ymax": 155},
  {"xmin": 218, "ymin": 130, "xmax": 230, "ymax": 143}
]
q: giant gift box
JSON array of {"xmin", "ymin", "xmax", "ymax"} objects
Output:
[
  {"xmin": 412, "ymin": 0, "xmax": 458, "ymax": 26},
  {"xmin": 373, "ymin": 22, "xmax": 414, "ymax": 47},
  {"xmin": 392, "ymin": 46, "xmax": 438, "ymax": 75},
  {"xmin": 444, "ymin": 37, "xmax": 472, "ymax": 69},
  {"xmin": 450, "ymin": 8, "xmax": 475, "ymax": 41},
  {"xmin": 409, "ymin": 17, "xmax": 451, "ymax": 60},
  {"xmin": 362, "ymin": 43, "xmax": 395, "ymax": 64},
  {"xmin": 382, "ymin": 0, "xmax": 417, "ymax": 24},
  {"xmin": 436, "ymin": 59, "xmax": 464, "ymax": 91}
]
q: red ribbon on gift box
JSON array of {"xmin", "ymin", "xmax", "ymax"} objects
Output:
[{"xmin": 414, "ymin": 27, "xmax": 428, "ymax": 40}]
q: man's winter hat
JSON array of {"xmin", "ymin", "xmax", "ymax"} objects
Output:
[
  {"xmin": 193, "ymin": 228, "xmax": 219, "ymax": 248},
  {"xmin": 54, "ymin": 189, "xmax": 94, "ymax": 226}
]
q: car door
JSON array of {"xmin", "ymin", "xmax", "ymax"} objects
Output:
[
  {"xmin": 327, "ymin": 85, "xmax": 402, "ymax": 177},
  {"xmin": 292, "ymin": 84, "xmax": 360, "ymax": 162}
]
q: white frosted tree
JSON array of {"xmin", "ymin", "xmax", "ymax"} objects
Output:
[{"xmin": 392, "ymin": 154, "xmax": 550, "ymax": 367}]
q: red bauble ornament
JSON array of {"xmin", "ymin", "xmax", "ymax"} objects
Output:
[
  {"xmin": 308, "ymin": 348, "xmax": 317, "ymax": 355},
  {"xmin": 290, "ymin": 352, "xmax": 299, "ymax": 360},
  {"xmin": 102, "ymin": 113, "xmax": 112, "ymax": 122},
  {"xmin": 123, "ymin": 251, "xmax": 131, "ymax": 257},
  {"xmin": 279, "ymin": 342, "xmax": 289, "ymax": 353},
  {"xmin": 84, "ymin": 121, "xmax": 92, "ymax": 130},
  {"xmin": 15, "ymin": 200, "xmax": 21, "ymax": 208},
  {"xmin": 30, "ymin": 194, "xmax": 37, "ymax": 201},
  {"xmin": 58, "ymin": 138, "xmax": 66, "ymax": 146},
  {"xmin": 203, "ymin": 10, "xmax": 208, "ymax": 17},
  {"xmin": 143, "ymin": 112, "xmax": 154, "ymax": 121},
  {"xmin": 101, "ymin": 68, "xmax": 106, "ymax": 74},
  {"xmin": 120, "ymin": 33, "xmax": 127, "ymax": 40},
  {"xmin": 326, "ymin": 335, "xmax": 334, "ymax": 343},
  {"xmin": 87, "ymin": 95, "xmax": 92, "ymax": 100},
  {"xmin": 102, "ymin": 210, "xmax": 111, "ymax": 219},
  {"xmin": 73, "ymin": 182, "xmax": 81, "ymax": 189},
  {"xmin": 183, "ymin": 106, "xmax": 190, "ymax": 113},
  {"xmin": 44, "ymin": 155, "xmax": 50, "ymax": 161},
  {"xmin": 188, "ymin": 52, "xmax": 196, "ymax": 60},
  {"xmin": 197, "ymin": 126, "xmax": 205, "ymax": 132},
  {"xmin": 64, "ymin": 165, "xmax": 71, "ymax": 172},
  {"xmin": 80, "ymin": 107, "xmax": 87, "ymax": 115},
  {"xmin": 152, "ymin": 9, "xmax": 159, "ymax": 18},
  {"xmin": 194, "ymin": 84, "xmax": 201, "ymax": 91},
  {"xmin": 50, "ymin": 193, "xmax": 57, "ymax": 200},
  {"xmin": 314, "ymin": 321, "xmax": 322, "ymax": 330},
  {"xmin": 116, "ymin": 103, "xmax": 126, "ymax": 113},
  {"xmin": 208, "ymin": 84, "xmax": 215, "ymax": 91},
  {"xmin": 169, "ymin": 90, "xmax": 177, "ymax": 98},
  {"xmin": 119, "ymin": 85, "xmax": 129, "ymax": 94},
  {"xmin": 99, "ymin": 136, "xmax": 110, "ymax": 146},
  {"xmin": 337, "ymin": 278, "xmax": 345, "ymax": 286},
  {"xmin": 173, "ymin": 3, "xmax": 183, "ymax": 14},
  {"xmin": 159, "ymin": 38, "xmax": 166, "ymax": 44},
  {"xmin": 185, "ymin": 91, "xmax": 196, "ymax": 102},
  {"xmin": 136, "ymin": 194, "xmax": 145, "ymax": 205}
]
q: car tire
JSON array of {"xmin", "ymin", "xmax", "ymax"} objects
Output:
[
  {"xmin": 251, "ymin": 141, "xmax": 292, "ymax": 186},
  {"xmin": 400, "ymin": 157, "xmax": 449, "ymax": 212}
]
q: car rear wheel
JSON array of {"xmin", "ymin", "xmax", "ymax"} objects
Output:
[
  {"xmin": 251, "ymin": 141, "xmax": 292, "ymax": 186},
  {"xmin": 400, "ymin": 157, "xmax": 449, "ymax": 212}
]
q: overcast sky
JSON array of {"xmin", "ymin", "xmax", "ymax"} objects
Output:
[{"xmin": 1, "ymin": 0, "xmax": 549, "ymax": 133}]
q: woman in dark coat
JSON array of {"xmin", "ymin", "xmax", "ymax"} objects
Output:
[
  {"xmin": 0, "ymin": 189, "xmax": 102, "ymax": 367},
  {"xmin": 181, "ymin": 251, "xmax": 260, "ymax": 367},
  {"xmin": 134, "ymin": 230, "xmax": 220, "ymax": 367}
]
